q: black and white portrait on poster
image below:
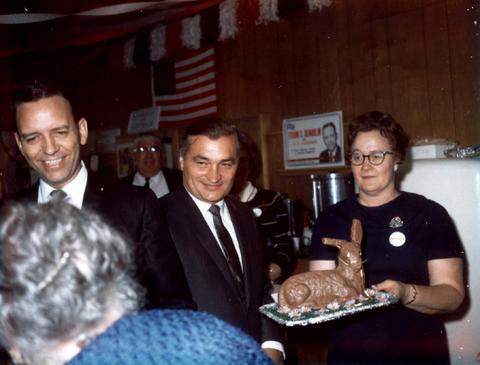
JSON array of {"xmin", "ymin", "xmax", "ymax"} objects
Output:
[{"xmin": 283, "ymin": 111, "xmax": 344, "ymax": 170}]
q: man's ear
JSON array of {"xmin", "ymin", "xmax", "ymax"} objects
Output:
[
  {"xmin": 179, "ymin": 156, "xmax": 184, "ymax": 171},
  {"xmin": 77, "ymin": 118, "xmax": 88, "ymax": 146},
  {"xmin": 14, "ymin": 132, "xmax": 24, "ymax": 154},
  {"xmin": 9, "ymin": 347, "xmax": 24, "ymax": 364}
]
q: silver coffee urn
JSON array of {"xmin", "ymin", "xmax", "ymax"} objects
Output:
[{"xmin": 311, "ymin": 172, "xmax": 355, "ymax": 219}]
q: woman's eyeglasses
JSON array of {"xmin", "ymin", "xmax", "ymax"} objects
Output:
[
  {"xmin": 132, "ymin": 146, "xmax": 161, "ymax": 153},
  {"xmin": 348, "ymin": 151, "xmax": 395, "ymax": 166}
]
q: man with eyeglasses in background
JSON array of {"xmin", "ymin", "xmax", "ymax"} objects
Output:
[{"xmin": 124, "ymin": 134, "xmax": 182, "ymax": 198}]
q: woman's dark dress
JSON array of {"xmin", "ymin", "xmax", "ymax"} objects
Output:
[
  {"xmin": 246, "ymin": 188, "xmax": 296, "ymax": 283},
  {"xmin": 310, "ymin": 192, "xmax": 464, "ymax": 365}
]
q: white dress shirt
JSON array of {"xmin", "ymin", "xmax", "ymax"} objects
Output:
[
  {"xmin": 329, "ymin": 146, "xmax": 339, "ymax": 162},
  {"xmin": 38, "ymin": 161, "xmax": 88, "ymax": 209},
  {"xmin": 132, "ymin": 170, "xmax": 169, "ymax": 198},
  {"xmin": 187, "ymin": 192, "xmax": 243, "ymax": 270},
  {"xmin": 186, "ymin": 191, "xmax": 284, "ymax": 357}
]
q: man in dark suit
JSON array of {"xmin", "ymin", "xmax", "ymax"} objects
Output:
[
  {"xmin": 319, "ymin": 121, "xmax": 342, "ymax": 163},
  {"xmin": 146, "ymin": 121, "xmax": 284, "ymax": 364},
  {"xmin": 11, "ymin": 80, "xmax": 192, "ymax": 309},
  {"xmin": 122, "ymin": 134, "xmax": 182, "ymax": 198}
]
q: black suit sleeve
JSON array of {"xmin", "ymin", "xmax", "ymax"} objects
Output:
[
  {"xmin": 99, "ymin": 182, "xmax": 194, "ymax": 310},
  {"xmin": 260, "ymin": 263, "xmax": 286, "ymax": 346},
  {"xmin": 138, "ymin": 190, "xmax": 195, "ymax": 309},
  {"xmin": 139, "ymin": 194, "xmax": 196, "ymax": 310}
]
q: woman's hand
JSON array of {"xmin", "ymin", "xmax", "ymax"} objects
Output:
[
  {"xmin": 373, "ymin": 280, "xmax": 411, "ymax": 303},
  {"xmin": 373, "ymin": 258, "xmax": 465, "ymax": 314}
]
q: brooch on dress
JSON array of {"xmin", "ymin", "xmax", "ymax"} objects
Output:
[
  {"xmin": 252, "ymin": 207, "xmax": 263, "ymax": 217},
  {"xmin": 389, "ymin": 216, "xmax": 403, "ymax": 228}
]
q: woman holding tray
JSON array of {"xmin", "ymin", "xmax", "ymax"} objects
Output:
[{"xmin": 309, "ymin": 111, "xmax": 465, "ymax": 364}]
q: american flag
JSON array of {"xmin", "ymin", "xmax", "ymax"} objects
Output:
[{"xmin": 154, "ymin": 47, "xmax": 217, "ymax": 123}]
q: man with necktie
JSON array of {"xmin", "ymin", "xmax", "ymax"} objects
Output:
[
  {"xmin": 319, "ymin": 122, "xmax": 342, "ymax": 163},
  {"xmin": 122, "ymin": 134, "xmax": 182, "ymax": 199},
  {"xmin": 11, "ymin": 80, "xmax": 192, "ymax": 310},
  {"xmin": 147, "ymin": 120, "xmax": 285, "ymax": 364}
]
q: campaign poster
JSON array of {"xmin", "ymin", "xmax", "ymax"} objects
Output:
[{"xmin": 283, "ymin": 111, "xmax": 344, "ymax": 169}]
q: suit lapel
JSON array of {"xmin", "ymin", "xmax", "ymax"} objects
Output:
[
  {"xmin": 14, "ymin": 182, "xmax": 39, "ymax": 203},
  {"xmin": 25, "ymin": 183, "xmax": 39, "ymax": 202},
  {"xmin": 225, "ymin": 198, "xmax": 252, "ymax": 305},
  {"xmin": 82, "ymin": 179, "xmax": 105, "ymax": 212},
  {"xmin": 173, "ymin": 188, "xmax": 246, "ymax": 300},
  {"xmin": 163, "ymin": 169, "xmax": 174, "ymax": 192},
  {"xmin": 17, "ymin": 177, "xmax": 104, "ymax": 212},
  {"xmin": 335, "ymin": 146, "xmax": 342, "ymax": 160}
]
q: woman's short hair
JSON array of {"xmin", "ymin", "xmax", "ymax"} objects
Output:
[
  {"xmin": 0, "ymin": 202, "xmax": 141, "ymax": 365},
  {"xmin": 237, "ymin": 131, "xmax": 263, "ymax": 182},
  {"xmin": 348, "ymin": 111, "xmax": 410, "ymax": 161}
]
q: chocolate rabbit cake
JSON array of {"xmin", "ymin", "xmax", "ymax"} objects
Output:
[{"xmin": 278, "ymin": 219, "xmax": 366, "ymax": 311}]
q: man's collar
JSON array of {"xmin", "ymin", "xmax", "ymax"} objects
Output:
[
  {"xmin": 185, "ymin": 188, "xmax": 225, "ymax": 214},
  {"xmin": 39, "ymin": 161, "xmax": 87, "ymax": 208},
  {"xmin": 134, "ymin": 170, "xmax": 164, "ymax": 183},
  {"xmin": 329, "ymin": 146, "xmax": 338, "ymax": 155}
]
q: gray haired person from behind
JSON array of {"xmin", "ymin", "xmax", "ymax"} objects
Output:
[
  {"xmin": 0, "ymin": 202, "xmax": 273, "ymax": 365},
  {"xmin": 0, "ymin": 202, "xmax": 140, "ymax": 365}
]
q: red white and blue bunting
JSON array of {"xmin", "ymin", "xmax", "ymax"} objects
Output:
[
  {"xmin": 149, "ymin": 24, "xmax": 167, "ymax": 62},
  {"xmin": 218, "ymin": 0, "xmax": 238, "ymax": 41},
  {"xmin": 181, "ymin": 14, "xmax": 202, "ymax": 50},
  {"xmin": 124, "ymin": 0, "xmax": 334, "ymax": 69},
  {"xmin": 123, "ymin": 37, "xmax": 136, "ymax": 70},
  {"xmin": 307, "ymin": 0, "xmax": 333, "ymax": 13},
  {"xmin": 258, "ymin": 0, "xmax": 280, "ymax": 25}
]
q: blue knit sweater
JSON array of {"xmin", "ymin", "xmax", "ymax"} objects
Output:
[{"xmin": 67, "ymin": 310, "xmax": 273, "ymax": 365}]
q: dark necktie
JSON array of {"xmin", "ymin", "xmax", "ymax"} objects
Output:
[
  {"xmin": 208, "ymin": 204, "xmax": 244, "ymax": 290},
  {"xmin": 144, "ymin": 177, "xmax": 150, "ymax": 189},
  {"xmin": 49, "ymin": 189, "xmax": 67, "ymax": 202}
]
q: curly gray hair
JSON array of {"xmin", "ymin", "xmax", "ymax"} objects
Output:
[{"xmin": 0, "ymin": 202, "xmax": 141, "ymax": 365}]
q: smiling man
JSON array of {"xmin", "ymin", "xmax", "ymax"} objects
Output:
[
  {"xmin": 147, "ymin": 120, "xmax": 284, "ymax": 364},
  {"xmin": 122, "ymin": 134, "xmax": 182, "ymax": 198},
  {"xmin": 11, "ymin": 81, "xmax": 192, "ymax": 311},
  {"xmin": 15, "ymin": 94, "xmax": 87, "ymax": 191}
]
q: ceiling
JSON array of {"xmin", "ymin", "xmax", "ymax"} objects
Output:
[{"xmin": 0, "ymin": 0, "xmax": 222, "ymax": 58}]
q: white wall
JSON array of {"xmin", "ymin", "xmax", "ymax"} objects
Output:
[{"xmin": 398, "ymin": 158, "xmax": 480, "ymax": 365}]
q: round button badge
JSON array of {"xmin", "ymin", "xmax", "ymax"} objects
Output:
[
  {"xmin": 389, "ymin": 231, "xmax": 406, "ymax": 247},
  {"xmin": 252, "ymin": 207, "xmax": 262, "ymax": 217}
]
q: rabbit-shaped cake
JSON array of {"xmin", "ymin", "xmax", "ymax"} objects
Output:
[{"xmin": 278, "ymin": 219, "xmax": 366, "ymax": 311}]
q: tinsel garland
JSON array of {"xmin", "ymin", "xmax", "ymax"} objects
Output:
[
  {"xmin": 150, "ymin": 24, "xmax": 166, "ymax": 62},
  {"xmin": 123, "ymin": 37, "xmax": 136, "ymax": 69},
  {"xmin": 126, "ymin": 0, "xmax": 335, "ymax": 66},
  {"xmin": 218, "ymin": 0, "xmax": 238, "ymax": 41},
  {"xmin": 307, "ymin": 0, "xmax": 332, "ymax": 12},
  {"xmin": 181, "ymin": 14, "xmax": 201, "ymax": 49},
  {"xmin": 258, "ymin": 0, "xmax": 279, "ymax": 24}
]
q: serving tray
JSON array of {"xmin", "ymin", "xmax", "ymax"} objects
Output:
[{"xmin": 260, "ymin": 289, "xmax": 399, "ymax": 327}]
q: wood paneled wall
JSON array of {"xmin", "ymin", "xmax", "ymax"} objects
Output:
[
  {"xmin": 216, "ymin": 0, "xmax": 480, "ymax": 207},
  {"xmin": 1, "ymin": 0, "xmax": 478, "ymax": 205}
]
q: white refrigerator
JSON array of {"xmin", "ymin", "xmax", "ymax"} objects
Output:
[{"xmin": 397, "ymin": 158, "xmax": 480, "ymax": 365}]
